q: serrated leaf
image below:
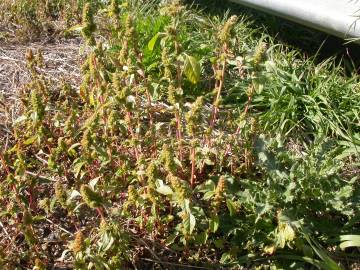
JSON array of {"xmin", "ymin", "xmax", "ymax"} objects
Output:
[{"xmin": 183, "ymin": 54, "xmax": 201, "ymax": 84}]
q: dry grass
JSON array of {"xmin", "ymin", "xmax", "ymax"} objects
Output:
[{"xmin": 0, "ymin": 38, "xmax": 83, "ymax": 149}]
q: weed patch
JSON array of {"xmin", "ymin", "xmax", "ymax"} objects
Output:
[{"xmin": 0, "ymin": 1, "xmax": 359, "ymax": 269}]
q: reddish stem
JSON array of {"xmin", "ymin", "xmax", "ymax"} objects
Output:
[
  {"xmin": 224, "ymin": 85, "xmax": 254, "ymax": 156},
  {"xmin": 190, "ymin": 147, "xmax": 196, "ymax": 188}
]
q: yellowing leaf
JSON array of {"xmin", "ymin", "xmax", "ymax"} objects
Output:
[
  {"xmin": 277, "ymin": 222, "xmax": 295, "ymax": 248},
  {"xmin": 183, "ymin": 54, "xmax": 201, "ymax": 84},
  {"xmin": 264, "ymin": 245, "xmax": 276, "ymax": 255}
]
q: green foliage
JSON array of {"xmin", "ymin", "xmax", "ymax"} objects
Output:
[{"xmin": 1, "ymin": 0, "xmax": 359, "ymax": 269}]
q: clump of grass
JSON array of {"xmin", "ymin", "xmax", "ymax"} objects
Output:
[{"xmin": 0, "ymin": 0, "xmax": 359, "ymax": 269}]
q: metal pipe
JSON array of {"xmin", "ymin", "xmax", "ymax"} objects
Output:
[{"xmin": 230, "ymin": 0, "xmax": 360, "ymax": 41}]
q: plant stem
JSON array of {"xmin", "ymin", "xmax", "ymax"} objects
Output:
[{"xmin": 190, "ymin": 144, "xmax": 196, "ymax": 188}]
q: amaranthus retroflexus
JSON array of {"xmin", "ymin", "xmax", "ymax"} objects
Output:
[
  {"xmin": 218, "ymin": 15, "xmax": 238, "ymax": 44},
  {"xmin": 80, "ymin": 184, "xmax": 103, "ymax": 209},
  {"xmin": 185, "ymin": 96, "xmax": 204, "ymax": 136},
  {"xmin": 109, "ymin": 0, "xmax": 120, "ymax": 19},
  {"xmin": 72, "ymin": 231, "xmax": 85, "ymax": 253},
  {"xmin": 127, "ymin": 185, "xmax": 139, "ymax": 203},
  {"xmin": 252, "ymin": 42, "xmax": 267, "ymax": 70},
  {"xmin": 208, "ymin": 15, "xmax": 238, "ymax": 140},
  {"xmin": 54, "ymin": 182, "xmax": 67, "ymax": 207},
  {"xmin": 168, "ymin": 173, "xmax": 188, "ymax": 202},
  {"xmin": 30, "ymin": 88, "xmax": 45, "ymax": 123},
  {"xmin": 81, "ymin": 3, "xmax": 96, "ymax": 46},
  {"xmin": 159, "ymin": 144, "xmax": 176, "ymax": 174},
  {"xmin": 213, "ymin": 176, "xmax": 226, "ymax": 212}
]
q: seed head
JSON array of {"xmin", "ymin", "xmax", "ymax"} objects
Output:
[
  {"xmin": 146, "ymin": 162, "xmax": 157, "ymax": 187},
  {"xmin": 31, "ymin": 89, "xmax": 45, "ymax": 121},
  {"xmin": 72, "ymin": 231, "xmax": 84, "ymax": 253},
  {"xmin": 81, "ymin": 3, "xmax": 96, "ymax": 46},
  {"xmin": 54, "ymin": 182, "xmax": 67, "ymax": 207},
  {"xmin": 80, "ymin": 184, "xmax": 103, "ymax": 208},
  {"xmin": 253, "ymin": 42, "xmax": 267, "ymax": 69},
  {"xmin": 160, "ymin": 144, "xmax": 176, "ymax": 173},
  {"xmin": 213, "ymin": 176, "xmax": 226, "ymax": 211},
  {"xmin": 81, "ymin": 129, "xmax": 92, "ymax": 151},
  {"xmin": 109, "ymin": 0, "xmax": 120, "ymax": 18},
  {"xmin": 167, "ymin": 84, "xmax": 177, "ymax": 105},
  {"xmin": 185, "ymin": 96, "xmax": 203, "ymax": 135},
  {"xmin": 219, "ymin": 15, "xmax": 238, "ymax": 44},
  {"xmin": 127, "ymin": 185, "xmax": 138, "ymax": 202}
]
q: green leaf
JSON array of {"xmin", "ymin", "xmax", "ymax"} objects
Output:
[
  {"xmin": 73, "ymin": 159, "xmax": 87, "ymax": 179},
  {"xmin": 209, "ymin": 215, "xmax": 219, "ymax": 233},
  {"xmin": 220, "ymin": 252, "xmax": 232, "ymax": 264},
  {"xmin": 66, "ymin": 24, "xmax": 84, "ymax": 33},
  {"xmin": 303, "ymin": 232, "xmax": 342, "ymax": 270},
  {"xmin": 24, "ymin": 135, "xmax": 38, "ymax": 145},
  {"xmin": 194, "ymin": 231, "xmax": 208, "ymax": 245},
  {"xmin": 226, "ymin": 199, "xmax": 237, "ymax": 216},
  {"xmin": 183, "ymin": 212, "xmax": 196, "ymax": 235},
  {"xmin": 183, "ymin": 54, "xmax": 201, "ymax": 84},
  {"xmin": 165, "ymin": 233, "xmax": 178, "ymax": 246},
  {"xmin": 68, "ymin": 143, "xmax": 81, "ymax": 156},
  {"xmin": 148, "ymin": 33, "xmax": 160, "ymax": 52}
]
